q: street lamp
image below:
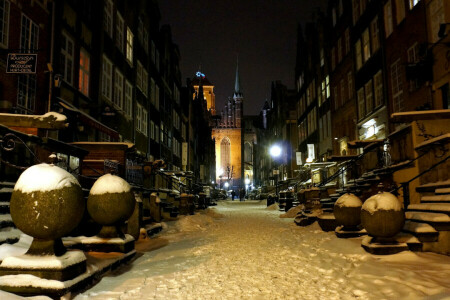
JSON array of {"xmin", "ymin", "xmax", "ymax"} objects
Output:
[{"xmin": 269, "ymin": 144, "xmax": 282, "ymax": 201}]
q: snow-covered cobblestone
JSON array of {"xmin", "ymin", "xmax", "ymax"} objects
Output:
[{"xmin": 75, "ymin": 200, "xmax": 450, "ymax": 300}]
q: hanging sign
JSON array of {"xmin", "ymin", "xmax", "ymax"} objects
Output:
[{"xmin": 6, "ymin": 53, "xmax": 38, "ymax": 74}]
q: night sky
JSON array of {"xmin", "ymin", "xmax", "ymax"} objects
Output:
[{"xmin": 159, "ymin": 0, "xmax": 327, "ymax": 116}]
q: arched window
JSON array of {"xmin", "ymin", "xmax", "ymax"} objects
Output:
[{"xmin": 220, "ymin": 137, "xmax": 231, "ymax": 170}]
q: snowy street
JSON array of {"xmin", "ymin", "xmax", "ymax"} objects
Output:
[{"xmin": 75, "ymin": 200, "xmax": 450, "ymax": 300}]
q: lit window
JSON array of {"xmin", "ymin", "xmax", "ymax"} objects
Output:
[
  {"xmin": 370, "ymin": 18, "xmax": 380, "ymax": 53},
  {"xmin": 126, "ymin": 27, "xmax": 133, "ymax": 64},
  {"xmin": 136, "ymin": 103, "xmax": 142, "ymax": 132},
  {"xmin": 365, "ymin": 80, "xmax": 373, "ymax": 114},
  {"xmin": 79, "ymin": 49, "xmax": 90, "ymax": 96},
  {"xmin": 374, "ymin": 70, "xmax": 383, "ymax": 107},
  {"xmin": 355, "ymin": 39, "xmax": 362, "ymax": 70},
  {"xmin": 396, "ymin": 0, "xmax": 405, "ymax": 24},
  {"xmin": 142, "ymin": 108, "xmax": 148, "ymax": 136},
  {"xmin": 357, "ymin": 87, "xmax": 365, "ymax": 119}
]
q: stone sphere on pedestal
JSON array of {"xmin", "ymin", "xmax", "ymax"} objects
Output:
[
  {"xmin": 361, "ymin": 192, "xmax": 405, "ymax": 238},
  {"xmin": 87, "ymin": 174, "xmax": 135, "ymax": 238},
  {"xmin": 334, "ymin": 193, "xmax": 362, "ymax": 228},
  {"xmin": 10, "ymin": 163, "xmax": 84, "ymax": 255}
]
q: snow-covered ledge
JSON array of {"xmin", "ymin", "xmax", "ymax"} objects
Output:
[
  {"xmin": 391, "ymin": 110, "xmax": 450, "ymax": 123},
  {"xmin": 0, "ymin": 112, "xmax": 68, "ymax": 129}
]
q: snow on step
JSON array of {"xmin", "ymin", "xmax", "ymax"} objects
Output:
[
  {"xmin": 0, "ymin": 214, "xmax": 12, "ymax": 222},
  {"xmin": 421, "ymin": 195, "xmax": 450, "ymax": 203},
  {"xmin": 435, "ymin": 188, "xmax": 450, "ymax": 195},
  {"xmin": 403, "ymin": 220, "xmax": 437, "ymax": 233},
  {"xmin": 408, "ymin": 203, "xmax": 450, "ymax": 213},
  {"xmin": 405, "ymin": 211, "xmax": 450, "ymax": 223}
]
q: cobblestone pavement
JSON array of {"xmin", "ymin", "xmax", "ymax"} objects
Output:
[{"xmin": 75, "ymin": 200, "xmax": 450, "ymax": 300}]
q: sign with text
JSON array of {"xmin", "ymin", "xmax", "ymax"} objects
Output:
[{"xmin": 6, "ymin": 53, "xmax": 38, "ymax": 74}]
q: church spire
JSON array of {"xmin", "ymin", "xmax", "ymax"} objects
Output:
[{"xmin": 234, "ymin": 57, "xmax": 242, "ymax": 98}]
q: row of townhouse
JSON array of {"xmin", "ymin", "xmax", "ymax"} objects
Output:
[
  {"xmin": 257, "ymin": 0, "xmax": 449, "ymax": 187},
  {"xmin": 0, "ymin": 0, "xmax": 215, "ymax": 185}
]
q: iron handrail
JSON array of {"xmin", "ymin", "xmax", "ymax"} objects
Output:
[{"xmin": 391, "ymin": 154, "xmax": 450, "ymax": 208}]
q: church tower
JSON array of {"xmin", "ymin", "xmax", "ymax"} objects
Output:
[{"xmin": 211, "ymin": 60, "xmax": 244, "ymax": 191}]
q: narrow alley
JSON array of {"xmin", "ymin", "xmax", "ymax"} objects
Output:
[{"xmin": 73, "ymin": 200, "xmax": 450, "ymax": 300}]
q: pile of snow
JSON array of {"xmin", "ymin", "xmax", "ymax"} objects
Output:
[
  {"xmin": 0, "ymin": 234, "xmax": 32, "ymax": 261},
  {"xmin": 280, "ymin": 205, "xmax": 303, "ymax": 218},
  {"xmin": 266, "ymin": 203, "xmax": 279, "ymax": 211},
  {"xmin": 173, "ymin": 214, "xmax": 215, "ymax": 232},
  {"xmin": 14, "ymin": 164, "xmax": 80, "ymax": 193},
  {"xmin": 90, "ymin": 174, "xmax": 131, "ymax": 195},
  {"xmin": 335, "ymin": 193, "xmax": 362, "ymax": 208},
  {"xmin": 362, "ymin": 192, "xmax": 403, "ymax": 214},
  {"xmin": 0, "ymin": 290, "xmax": 51, "ymax": 300},
  {"xmin": 204, "ymin": 208, "xmax": 224, "ymax": 219}
]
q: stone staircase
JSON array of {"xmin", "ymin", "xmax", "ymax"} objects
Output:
[
  {"xmin": 0, "ymin": 182, "xmax": 21, "ymax": 246},
  {"xmin": 402, "ymin": 181, "xmax": 450, "ymax": 254}
]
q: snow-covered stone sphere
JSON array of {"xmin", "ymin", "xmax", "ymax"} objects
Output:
[
  {"xmin": 334, "ymin": 193, "xmax": 362, "ymax": 227},
  {"xmin": 10, "ymin": 163, "xmax": 84, "ymax": 240},
  {"xmin": 361, "ymin": 192, "xmax": 405, "ymax": 237},
  {"xmin": 87, "ymin": 174, "xmax": 135, "ymax": 226}
]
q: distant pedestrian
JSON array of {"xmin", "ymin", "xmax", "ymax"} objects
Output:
[
  {"xmin": 239, "ymin": 188, "xmax": 245, "ymax": 201},
  {"xmin": 231, "ymin": 190, "xmax": 236, "ymax": 200}
]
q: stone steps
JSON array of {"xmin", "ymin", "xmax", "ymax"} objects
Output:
[
  {"xmin": 402, "ymin": 220, "xmax": 439, "ymax": 243},
  {"xmin": 435, "ymin": 188, "xmax": 450, "ymax": 195},
  {"xmin": 405, "ymin": 211, "xmax": 450, "ymax": 231},
  {"xmin": 416, "ymin": 180, "xmax": 450, "ymax": 193},
  {"xmin": 408, "ymin": 203, "xmax": 450, "ymax": 215},
  {"xmin": 421, "ymin": 195, "xmax": 450, "ymax": 203},
  {"xmin": 0, "ymin": 202, "xmax": 10, "ymax": 214}
]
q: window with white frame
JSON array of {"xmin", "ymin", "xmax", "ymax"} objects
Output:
[
  {"xmin": 326, "ymin": 76, "xmax": 330, "ymax": 99},
  {"xmin": 370, "ymin": 18, "xmax": 379, "ymax": 53},
  {"xmin": 374, "ymin": 70, "xmax": 383, "ymax": 107},
  {"xmin": 116, "ymin": 12, "xmax": 124, "ymax": 53},
  {"xmin": 61, "ymin": 31, "xmax": 74, "ymax": 85},
  {"xmin": 409, "ymin": 0, "xmax": 420, "ymax": 10},
  {"xmin": 18, "ymin": 14, "xmax": 38, "ymax": 113},
  {"xmin": 355, "ymin": 39, "xmax": 362, "ymax": 70},
  {"xmin": 124, "ymin": 80, "xmax": 132, "ymax": 118},
  {"xmin": 321, "ymin": 80, "xmax": 326, "ymax": 106},
  {"xmin": 136, "ymin": 61, "xmax": 143, "ymax": 91},
  {"xmin": 79, "ymin": 49, "xmax": 90, "ymax": 96},
  {"xmin": 126, "ymin": 27, "xmax": 133, "ymax": 64},
  {"xmin": 136, "ymin": 103, "xmax": 142, "ymax": 132},
  {"xmin": 384, "ymin": 0, "xmax": 393, "ymax": 37},
  {"xmin": 362, "ymin": 28, "xmax": 371, "ymax": 63},
  {"xmin": 396, "ymin": 0, "xmax": 405, "ymax": 24},
  {"xmin": 357, "ymin": 87, "xmax": 365, "ymax": 119},
  {"xmin": 348, "ymin": 72, "xmax": 353, "ymax": 100},
  {"xmin": 142, "ymin": 108, "xmax": 148, "ymax": 136},
  {"xmin": 391, "ymin": 59, "xmax": 404, "ymax": 112},
  {"xmin": 102, "ymin": 55, "xmax": 113, "ymax": 100},
  {"xmin": 103, "ymin": 0, "xmax": 113, "ymax": 38},
  {"xmin": 365, "ymin": 80, "xmax": 373, "ymax": 114},
  {"xmin": 407, "ymin": 43, "xmax": 420, "ymax": 91},
  {"xmin": 0, "ymin": 0, "xmax": 10, "ymax": 48},
  {"xmin": 114, "ymin": 69, "xmax": 124, "ymax": 109}
]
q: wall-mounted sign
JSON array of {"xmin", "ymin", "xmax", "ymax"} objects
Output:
[
  {"xmin": 6, "ymin": 53, "xmax": 37, "ymax": 74},
  {"xmin": 296, "ymin": 152, "xmax": 302, "ymax": 165}
]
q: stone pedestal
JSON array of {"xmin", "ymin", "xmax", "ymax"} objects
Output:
[
  {"xmin": 64, "ymin": 234, "xmax": 135, "ymax": 253},
  {"xmin": 335, "ymin": 225, "xmax": 367, "ymax": 238}
]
